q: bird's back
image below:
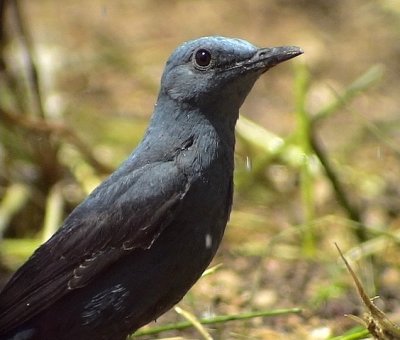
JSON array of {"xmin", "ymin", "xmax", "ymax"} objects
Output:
[
  {"xmin": 0, "ymin": 34, "xmax": 302, "ymax": 340},
  {"xmin": 0, "ymin": 113, "xmax": 234, "ymax": 340}
]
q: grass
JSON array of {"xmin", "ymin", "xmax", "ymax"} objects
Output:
[{"xmin": 1, "ymin": 1, "xmax": 400, "ymax": 338}]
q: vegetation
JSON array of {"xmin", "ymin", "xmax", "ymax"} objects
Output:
[{"xmin": 1, "ymin": 1, "xmax": 400, "ymax": 339}]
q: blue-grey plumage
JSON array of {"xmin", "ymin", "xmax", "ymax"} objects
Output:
[{"xmin": 0, "ymin": 36, "xmax": 302, "ymax": 340}]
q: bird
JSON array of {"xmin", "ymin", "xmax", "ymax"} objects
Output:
[{"xmin": 0, "ymin": 36, "xmax": 302, "ymax": 340}]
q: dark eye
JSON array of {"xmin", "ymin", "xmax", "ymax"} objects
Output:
[{"xmin": 194, "ymin": 49, "xmax": 212, "ymax": 68}]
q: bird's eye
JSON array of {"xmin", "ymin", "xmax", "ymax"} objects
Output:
[{"xmin": 194, "ymin": 49, "xmax": 212, "ymax": 68}]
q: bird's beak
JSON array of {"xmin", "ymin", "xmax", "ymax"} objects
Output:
[{"xmin": 248, "ymin": 46, "xmax": 303, "ymax": 72}]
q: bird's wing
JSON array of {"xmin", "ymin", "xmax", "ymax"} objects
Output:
[{"xmin": 0, "ymin": 160, "xmax": 191, "ymax": 333}]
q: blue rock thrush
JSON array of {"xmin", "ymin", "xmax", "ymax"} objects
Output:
[{"xmin": 0, "ymin": 36, "xmax": 302, "ymax": 340}]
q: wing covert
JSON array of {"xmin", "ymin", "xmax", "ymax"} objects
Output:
[{"xmin": 0, "ymin": 160, "xmax": 190, "ymax": 334}]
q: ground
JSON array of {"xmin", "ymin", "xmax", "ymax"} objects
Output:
[{"xmin": 1, "ymin": 1, "xmax": 400, "ymax": 339}]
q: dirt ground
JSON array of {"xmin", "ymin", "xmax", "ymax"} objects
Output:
[{"xmin": 1, "ymin": 0, "xmax": 400, "ymax": 339}]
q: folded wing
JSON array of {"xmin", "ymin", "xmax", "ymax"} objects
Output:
[{"xmin": 0, "ymin": 160, "xmax": 190, "ymax": 334}]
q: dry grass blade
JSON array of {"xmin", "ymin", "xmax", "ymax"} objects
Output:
[
  {"xmin": 335, "ymin": 243, "xmax": 400, "ymax": 339},
  {"xmin": 201, "ymin": 263, "xmax": 223, "ymax": 277},
  {"xmin": 174, "ymin": 306, "xmax": 213, "ymax": 340}
]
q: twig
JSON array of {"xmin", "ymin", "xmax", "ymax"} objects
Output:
[
  {"xmin": 8, "ymin": 0, "xmax": 45, "ymax": 118},
  {"xmin": 3, "ymin": 0, "xmax": 65, "ymax": 189},
  {"xmin": 0, "ymin": 0, "xmax": 7, "ymax": 67},
  {"xmin": 0, "ymin": 108, "xmax": 113, "ymax": 174},
  {"xmin": 310, "ymin": 132, "xmax": 366, "ymax": 242}
]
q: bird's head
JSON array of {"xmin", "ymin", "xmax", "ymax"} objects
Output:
[{"xmin": 160, "ymin": 36, "xmax": 303, "ymax": 110}]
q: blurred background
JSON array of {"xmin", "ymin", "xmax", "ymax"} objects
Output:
[{"xmin": 1, "ymin": 0, "xmax": 400, "ymax": 339}]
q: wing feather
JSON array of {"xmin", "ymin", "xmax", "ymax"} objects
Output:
[{"xmin": 0, "ymin": 160, "xmax": 190, "ymax": 334}]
